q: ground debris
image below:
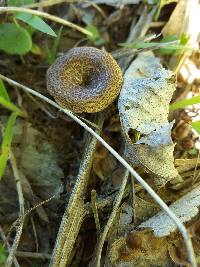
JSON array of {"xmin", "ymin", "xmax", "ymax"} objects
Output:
[{"xmin": 139, "ymin": 185, "xmax": 200, "ymax": 237}]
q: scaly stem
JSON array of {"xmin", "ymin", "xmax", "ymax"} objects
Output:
[{"xmin": 50, "ymin": 115, "xmax": 104, "ymax": 267}]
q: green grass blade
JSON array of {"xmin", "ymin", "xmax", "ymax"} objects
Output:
[
  {"xmin": 0, "ymin": 79, "xmax": 10, "ymax": 101},
  {"xmin": 170, "ymin": 96, "xmax": 200, "ymax": 111},
  {"xmin": 191, "ymin": 121, "xmax": 200, "ymax": 135},
  {"xmin": 16, "ymin": 12, "xmax": 57, "ymax": 37},
  {"xmin": 0, "ymin": 96, "xmax": 26, "ymax": 117},
  {"xmin": 0, "ymin": 112, "xmax": 17, "ymax": 179},
  {"xmin": 46, "ymin": 26, "xmax": 63, "ymax": 64},
  {"xmin": 0, "ymin": 243, "xmax": 7, "ymax": 265},
  {"xmin": 51, "ymin": 26, "xmax": 63, "ymax": 59}
]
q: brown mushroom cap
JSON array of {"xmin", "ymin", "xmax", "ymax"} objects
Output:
[{"xmin": 46, "ymin": 47, "xmax": 123, "ymax": 113}]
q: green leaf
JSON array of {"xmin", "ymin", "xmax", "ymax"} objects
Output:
[
  {"xmin": 0, "ymin": 243, "xmax": 7, "ymax": 264},
  {"xmin": 120, "ymin": 34, "xmax": 191, "ymax": 55},
  {"xmin": 0, "ymin": 23, "xmax": 32, "ymax": 55},
  {"xmin": 180, "ymin": 33, "xmax": 190, "ymax": 46},
  {"xmin": 120, "ymin": 41, "xmax": 160, "ymax": 49},
  {"xmin": 192, "ymin": 121, "xmax": 200, "ymax": 134},
  {"xmin": 0, "ymin": 96, "xmax": 26, "ymax": 117},
  {"xmin": 8, "ymin": 0, "xmax": 34, "ymax": 6},
  {"xmin": 31, "ymin": 43, "xmax": 42, "ymax": 55},
  {"xmin": 0, "ymin": 79, "xmax": 10, "ymax": 102},
  {"xmin": 159, "ymin": 35, "xmax": 190, "ymax": 55},
  {"xmin": 25, "ymin": 24, "xmax": 37, "ymax": 36},
  {"xmin": 86, "ymin": 25, "xmax": 100, "ymax": 40},
  {"xmin": 159, "ymin": 35, "xmax": 179, "ymax": 55},
  {"xmin": 46, "ymin": 26, "xmax": 63, "ymax": 64},
  {"xmin": 0, "ymin": 79, "xmax": 26, "ymax": 117},
  {"xmin": 85, "ymin": 24, "xmax": 106, "ymax": 46},
  {"xmin": 188, "ymin": 148, "xmax": 198, "ymax": 156},
  {"xmin": 170, "ymin": 96, "xmax": 200, "ymax": 111},
  {"xmin": 15, "ymin": 12, "xmax": 57, "ymax": 37},
  {"xmin": 0, "ymin": 112, "xmax": 17, "ymax": 180}
]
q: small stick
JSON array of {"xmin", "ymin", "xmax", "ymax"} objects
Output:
[
  {"xmin": 6, "ymin": 219, "xmax": 24, "ymax": 267},
  {"xmin": 131, "ymin": 175, "xmax": 136, "ymax": 222},
  {"xmin": 91, "ymin": 189, "xmax": 101, "ymax": 236},
  {"xmin": 90, "ymin": 169, "xmax": 129, "ymax": 267},
  {"xmin": 85, "ymin": 188, "xmax": 129, "ymax": 216},
  {"xmin": 6, "ymin": 151, "xmax": 25, "ymax": 267},
  {"xmin": 15, "ymin": 251, "xmax": 51, "ymax": 260},
  {"xmin": 0, "ymin": 226, "xmax": 20, "ymax": 267},
  {"xmin": 30, "ymin": 213, "xmax": 39, "ymax": 252},
  {"xmin": 10, "ymin": 151, "xmax": 25, "ymax": 215}
]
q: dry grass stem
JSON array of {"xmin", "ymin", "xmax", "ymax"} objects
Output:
[
  {"xmin": 6, "ymin": 219, "xmax": 24, "ymax": 267},
  {"xmin": 0, "ymin": 7, "xmax": 92, "ymax": 37},
  {"xmin": 85, "ymin": 189, "xmax": 129, "ymax": 216},
  {"xmin": 5, "ymin": 151, "xmax": 25, "ymax": 267},
  {"xmin": 91, "ymin": 169, "xmax": 129, "ymax": 267},
  {"xmin": 0, "ymin": 226, "xmax": 20, "ymax": 267},
  {"xmin": 15, "ymin": 251, "xmax": 51, "ymax": 260},
  {"xmin": 10, "ymin": 151, "xmax": 25, "ymax": 215},
  {"xmin": 91, "ymin": 189, "xmax": 101, "ymax": 236}
]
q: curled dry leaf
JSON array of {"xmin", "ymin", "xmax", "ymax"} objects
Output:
[
  {"xmin": 108, "ymin": 218, "xmax": 200, "ymax": 267},
  {"xmin": 139, "ymin": 185, "xmax": 200, "ymax": 237},
  {"xmin": 118, "ymin": 52, "xmax": 181, "ymax": 187},
  {"xmin": 168, "ymin": 219, "xmax": 200, "ymax": 266},
  {"xmin": 108, "ymin": 229, "xmax": 168, "ymax": 267}
]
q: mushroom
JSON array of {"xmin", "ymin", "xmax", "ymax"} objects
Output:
[{"xmin": 46, "ymin": 47, "xmax": 123, "ymax": 113}]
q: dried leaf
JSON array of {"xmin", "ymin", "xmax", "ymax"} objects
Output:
[
  {"xmin": 134, "ymin": 196, "xmax": 158, "ymax": 224},
  {"xmin": 175, "ymin": 158, "xmax": 200, "ymax": 174},
  {"xmin": 108, "ymin": 229, "xmax": 168, "ymax": 267},
  {"xmin": 139, "ymin": 185, "xmax": 200, "ymax": 237},
  {"xmin": 162, "ymin": 0, "xmax": 200, "ymax": 48},
  {"xmin": 13, "ymin": 123, "xmax": 64, "ymax": 201},
  {"xmin": 118, "ymin": 203, "xmax": 133, "ymax": 226},
  {"xmin": 93, "ymin": 143, "xmax": 117, "ymax": 181},
  {"xmin": 118, "ymin": 52, "xmax": 181, "ymax": 187},
  {"xmin": 168, "ymin": 219, "xmax": 200, "ymax": 266}
]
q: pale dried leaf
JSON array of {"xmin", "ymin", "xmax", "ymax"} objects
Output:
[
  {"xmin": 118, "ymin": 203, "xmax": 133, "ymax": 225},
  {"xmin": 162, "ymin": 0, "xmax": 200, "ymax": 48},
  {"xmin": 118, "ymin": 52, "xmax": 180, "ymax": 187},
  {"xmin": 139, "ymin": 185, "xmax": 200, "ymax": 236},
  {"xmin": 175, "ymin": 158, "xmax": 200, "ymax": 173},
  {"xmin": 14, "ymin": 123, "xmax": 64, "ymax": 200},
  {"xmin": 108, "ymin": 229, "xmax": 168, "ymax": 267}
]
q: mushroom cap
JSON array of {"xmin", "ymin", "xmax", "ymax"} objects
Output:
[{"xmin": 46, "ymin": 47, "xmax": 123, "ymax": 113}]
